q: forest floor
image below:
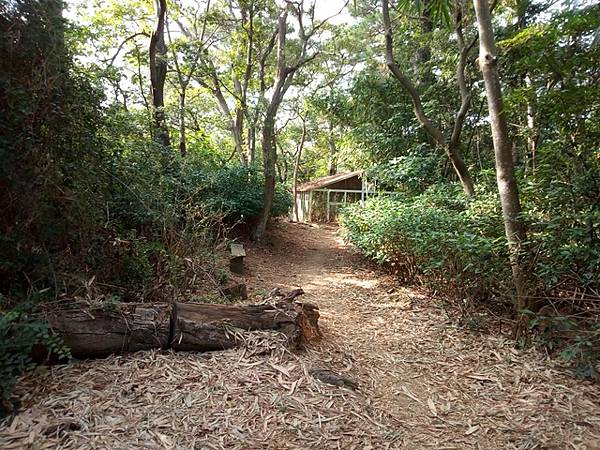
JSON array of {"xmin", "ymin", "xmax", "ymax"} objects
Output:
[{"xmin": 1, "ymin": 221, "xmax": 599, "ymax": 449}]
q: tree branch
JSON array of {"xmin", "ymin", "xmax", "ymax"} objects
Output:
[
  {"xmin": 382, "ymin": 0, "xmax": 445, "ymax": 147},
  {"xmin": 104, "ymin": 32, "xmax": 149, "ymax": 68}
]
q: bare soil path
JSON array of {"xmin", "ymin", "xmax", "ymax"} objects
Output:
[{"xmin": 1, "ymin": 221, "xmax": 599, "ymax": 449}]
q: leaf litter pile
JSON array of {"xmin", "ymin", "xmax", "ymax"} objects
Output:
[{"xmin": 1, "ymin": 222, "xmax": 599, "ymax": 449}]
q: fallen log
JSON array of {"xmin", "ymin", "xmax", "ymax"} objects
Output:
[
  {"xmin": 171, "ymin": 299, "xmax": 319, "ymax": 351},
  {"xmin": 47, "ymin": 289, "xmax": 319, "ymax": 358},
  {"xmin": 48, "ymin": 303, "xmax": 172, "ymax": 358}
]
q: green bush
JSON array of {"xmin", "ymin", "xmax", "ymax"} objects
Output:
[
  {"xmin": 0, "ymin": 299, "xmax": 70, "ymax": 407},
  {"xmin": 340, "ymin": 185, "xmax": 510, "ymax": 301},
  {"xmin": 341, "ymin": 180, "xmax": 599, "ymax": 302},
  {"xmin": 200, "ymin": 164, "xmax": 292, "ymax": 222}
]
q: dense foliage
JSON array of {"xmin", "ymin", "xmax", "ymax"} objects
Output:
[{"xmin": 0, "ymin": 0, "xmax": 290, "ymax": 402}]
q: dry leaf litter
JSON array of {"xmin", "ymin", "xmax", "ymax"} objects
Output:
[{"xmin": 1, "ymin": 222, "xmax": 599, "ymax": 449}]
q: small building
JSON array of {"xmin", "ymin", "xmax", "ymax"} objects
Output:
[{"xmin": 294, "ymin": 171, "xmax": 372, "ymax": 222}]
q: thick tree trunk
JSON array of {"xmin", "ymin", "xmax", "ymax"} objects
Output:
[
  {"xmin": 149, "ymin": 0, "xmax": 170, "ymax": 148},
  {"xmin": 172, "ymin": 299, "xmax": 319, "ymax": 351},
  {"xmin": 255, "ymin": 113, "xmax": 277, "ymax": 239},
  {"xmin": 473, "ymin": 0, "xmax": 528, "ymax": 312},
  {"xmin": 47, "ymin": 291, "xmax": 320, "ymax": 358}
]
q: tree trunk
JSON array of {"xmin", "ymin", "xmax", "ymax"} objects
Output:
[
  {"xmin": 232, "ymin": 81, "xmax": 247, "ymax": 165},
  {"xmin": 473, "ymin": 0, "xmax": 528, "ymax": 312},
  {"xmin": 446, "ymin": 143, "xmax": 475, "ymax": 196},
  {"xmin": 211, "ymin": 82, "xmax": 246, "ymax": 164},
  {"xmin": 232, "ymin": 121, "xmax": 246, "ymax": 165},
  {"xmin": 327, "ymin": 121, "xmax": 338, "ymax": 176},
  {"xmin": 149, "ymin": 0, "xmax": 170, "ymax": 148},
  {"xmin": 179, "ymin": 90, "xmax": 187, "ymax": 157},
  {"xmin": 255, "ymin": 113, "xmax": 277, "ymax": 239},
  {"xmin": 525, "ymin": 76, "xmax": 537, "ymax": 175},
  {"xmin": 293, "ymin": 119, "xmax": 307, "ymax": 221},
  {"xmin": 526, "ymin": 99, "xmax": 537, "ymax": 173},
  {"xmin": 248, "ymin": 126, "xmax": 256, "ymax": 164}
]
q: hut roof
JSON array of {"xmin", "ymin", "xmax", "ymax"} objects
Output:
[{"xmin": 296, "ymin": 171, "xmax": 363, "ymax": 192}]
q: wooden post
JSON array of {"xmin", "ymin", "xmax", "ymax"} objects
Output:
[
  {"xmin": 326, "ymin": 190, "xmax": 331, "ymax": 222},
  {"xmin": 229, "ymin": 243, "xmax": 246, "ymax": 274},
  {"xmin": 361, "ymin": 178, "xmax": 365, "ymax": 203}
]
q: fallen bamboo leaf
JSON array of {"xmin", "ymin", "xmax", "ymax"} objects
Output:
[
  {"xmin": 465, "ymin": 425, "xmax": 480, "ymax": 435},
  {"xmin": 427, "ymin": 398, "xmax": 437, "ymax": 416}
]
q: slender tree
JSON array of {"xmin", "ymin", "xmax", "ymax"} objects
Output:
[
  {"xmin": 473, "ymin": 0, "xmax": 528, "ymax": 313},
  {"xmin": 254, "ymin": 1, "xmax": 325, "ymax": 240},
  {"xmin": 149, "ymin": 0, "xmax": 171, "ymax": 148}
]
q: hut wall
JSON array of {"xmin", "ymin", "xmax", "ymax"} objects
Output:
[
  {"xmin": 327, "ymin": 177, "xmax": 362, "ymax": 191},
  {"xmin": 295, "ymin": 174, "xmax": 364, "ymax": 223},
  {"xmin": 294, "ymin": 191, "xmax": 312, "ymax": 222}
]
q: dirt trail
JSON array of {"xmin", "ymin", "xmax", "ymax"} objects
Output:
[
  {"xmin": 1, "ymin": 221, "xmax": 599, "ymax": 449},
  {"xmin": 245, "ymin": 222, "xmax": 600, "ymax": 449}
]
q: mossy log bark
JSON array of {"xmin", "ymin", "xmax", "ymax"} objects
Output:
[{"xmin": 47, "ymin": 290, "xmax": 319, "ymax": 358}]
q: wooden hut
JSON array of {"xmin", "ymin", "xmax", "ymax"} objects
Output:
[{"xmin": 294, "ymin": 171, "xmax": 372, "ymax": 222}]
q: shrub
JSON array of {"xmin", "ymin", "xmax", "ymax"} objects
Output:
[
  {"xmin": 340, "ymin": 185, "xmax": 510, "ymax": 302},
  {"xmin": 200, "ymin": 164, "xmax": 292, "ymax": 222},
  {"xmin": 0, "ymin": 299, "xmax": 70, "ymax": 408}
]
